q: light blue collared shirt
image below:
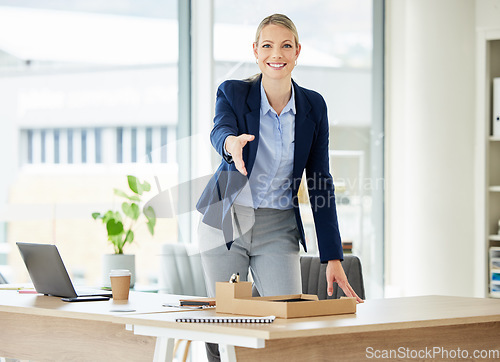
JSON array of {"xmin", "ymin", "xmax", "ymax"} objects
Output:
[{"xmin": 235, "ymin": 83, "xmax": 295, "ymax": 210}]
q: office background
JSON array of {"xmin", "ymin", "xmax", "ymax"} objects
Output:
[{"xmin": 0, "ymin": 0, "xmax": 497, "ymax": 300}]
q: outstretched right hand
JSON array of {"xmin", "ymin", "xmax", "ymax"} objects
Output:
[{"xmin": 225, "ymin": 134, "xmax": 255, "ymax": 176}]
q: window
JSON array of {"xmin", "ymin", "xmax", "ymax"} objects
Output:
[{"xmin": 0, "ymin": 1, "xmax": 178, "ymax": 285}]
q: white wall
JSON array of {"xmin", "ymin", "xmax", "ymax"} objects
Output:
[
  {"xmin": 476, "ymin": 0, "xmax": 500, "ymax": 28},
  {"xmin": 385, "ymin": 0, "xmax": 476, "ymax": 297}
]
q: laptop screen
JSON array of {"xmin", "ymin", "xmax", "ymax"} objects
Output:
[{"xmin": 17, "ymin": 242, "xmax": 79, "ymax": 298}]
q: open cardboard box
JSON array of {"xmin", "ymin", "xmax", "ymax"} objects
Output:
[{"xmin": 216, "ymin": 281, "xmax": 356, "ymax": 319}]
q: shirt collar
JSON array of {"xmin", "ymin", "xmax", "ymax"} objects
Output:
[{"xmin": 260, "ymin": 82, "xmax": 296, "ymax": 116}]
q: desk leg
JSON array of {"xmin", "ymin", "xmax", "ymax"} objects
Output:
[
  {"xmin": 219, "ymin": 344, "xmax": 237, "ymax": 362},
  {"xmin": 153, "ymin": 337, "xmax": 175, "ymax": 362}
]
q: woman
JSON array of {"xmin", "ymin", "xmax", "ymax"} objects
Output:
[{"xmin": 197, "ymin": 13, "xmax": 362, "ymax": 304}]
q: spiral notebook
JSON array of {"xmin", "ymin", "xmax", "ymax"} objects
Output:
[{"xmin": 176, "ymin": 315, "xmax": 276, "ymax": 323}]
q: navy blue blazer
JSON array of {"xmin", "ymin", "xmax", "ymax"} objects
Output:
[{"xmin": 196, "ymin": 75, "xmax": 343, "ymax": 263}]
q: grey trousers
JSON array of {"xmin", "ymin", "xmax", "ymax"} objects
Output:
[
  {"xmin": 198, "ymin": 205, "xmax": 302, "ymax": 362},
  {"xmin": 198, "ymin": 204, "xmax": 303, "ymax": 298}
]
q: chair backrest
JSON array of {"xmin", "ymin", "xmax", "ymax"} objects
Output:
[
  {"xmin": 300, "ymin": 255, "xmax": 366, "ymax": 300},
  {"xmin": 158, "ymin": 243, "xmax": 207, "ymax": 297}
]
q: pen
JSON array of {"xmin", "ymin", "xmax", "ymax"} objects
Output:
[
  {"xmin": 162, "ymin": 303, "xmax": 204, "ymax": 309},
  {"xmin": 0, "ymin": 287, "xmax": 22, "ymax": 290},
  {"xmin": 229, "ymin": 272, "xmax": 240, "ymax": 283}
]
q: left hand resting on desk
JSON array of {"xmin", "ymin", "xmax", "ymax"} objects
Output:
[{"xmin": 326, "ymin": 260, "xmax": 364, "ymax": 303}]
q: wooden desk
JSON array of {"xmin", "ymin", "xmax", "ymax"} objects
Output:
[
  {"xmin": 1, "ymin": 293, "xmax": 499, "ymax": 361},
  {"xmin": 120, "ymin": 295, "xmax": 500, "ymax": 361},
  {"xmin": 0, "ymin": 290, "xmax": 194, "ymax": 361}
]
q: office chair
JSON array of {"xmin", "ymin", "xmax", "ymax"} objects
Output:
[
  {"xmin": 251, "ymin": 255, "xmax": 366, "ymax": 300},
  {"xmin": 300, "ymin": 255, "xmax": 366, "ymax": 300},
  {"xmin": 159, "ymin": 243, "xmax": 207, "ymax": 297},
  {"xmin": 159, "ymin": 245, "xmax": 365, "ymax": 300}
]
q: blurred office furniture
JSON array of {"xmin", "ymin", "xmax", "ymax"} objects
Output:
[
  {"xmin": 252, "ymin": 255, "xmax": 365, "ymax": 300},
  {"xmin": 300, "ymin": 255, "xmax": 365, "ymax": 300},
  {"xmin": 0, "ymin": 271, "xmax": 30, "ymax": 362},
  {"xmin": 159, "ymin": 243, "xmax": 207, "ymax": 362},
  {"xmin": 0, "ymin": 272, "xmax": 7, "ymax": 284},
  {"xmin": 159, "ymin": 243, "xmax": 365, "ymax": 300},
  {"xmin": 476, "ymin": 28, "xmax": 500, "ymax": 298},
  {"xmin": 159, "ymin": 243, "xmax": 207, "ymax": 297}
]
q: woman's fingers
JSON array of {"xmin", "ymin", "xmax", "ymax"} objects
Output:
[{"xmin": 226, "ymin": 134, "xmax": 255, "ymax": 176}]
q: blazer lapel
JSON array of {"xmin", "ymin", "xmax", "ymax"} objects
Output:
[
  {"xmin": 244, "ymin": 76, "xmax": 262, "ymax": 175},
  {"xmin": 293, "ymin": 81, "xmax": 314, "ymax": 179}
]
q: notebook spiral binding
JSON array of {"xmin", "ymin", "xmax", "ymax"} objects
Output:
[{"xmin": 176, "ymin": 315, "xmax": 276, "ymax": 323}]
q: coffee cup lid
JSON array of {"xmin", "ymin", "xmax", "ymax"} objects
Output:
[{"xmin": 109, "ymin": 269, "xmax": 131, "ymax": 277}]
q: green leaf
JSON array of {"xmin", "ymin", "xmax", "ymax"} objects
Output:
[
  {"xmin": 146, "ymin": 220, "xmax": 155, "ymax": 235},
  {"xmin": 122, "ymin": 202, "xmax": 140, "ymax": 220},
  {"xmin": 114, "ymin": 211, "xmax": 123, "ymax": 221},
  {"xmin": 106, "ymin": 219, "xmax": 124, "ymax": 236},
  {"xmin": 141, "ymin": 180, "xmax": 151, "ymax": 192},
  {"xmin": 91, "ymin": 212, "xmax": 101, "ymax": 220},
  {"xmin": 127, "ymin": 175, "xmax": 152, "ymax": 196},
  {"xmin": 114, "ymin": 188, "xmax": 141, "ymax": 201},
  {"xmin": 102, "ymin": 210, "xmax": 116, "ymax": 224},
  {"xmin": 144, "ymin": 206, "xmax": 156, "ymax": 235},
  {"xmin": 127, "ymin": 175, "xmax": 141, "ymax": 195},
  {"xmin": 114, "ymin": 188, "xmax": 128, "ymax": 198},
  {"xmin": 143, "ymin": 205, "xmax": 155, "ymax": 220},
  {"xmin": 124, "ymin": 230, "xmax": 134, "ymax": 244}
]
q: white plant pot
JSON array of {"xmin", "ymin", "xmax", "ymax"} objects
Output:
[{"xmin": 102, "ymin": 254, "xmax": 135, "ymax": 288}]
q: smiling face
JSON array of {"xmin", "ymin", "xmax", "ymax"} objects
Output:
[{"xmin": 253, "ymin": 24, "xmax": 301, "ymax": 83}]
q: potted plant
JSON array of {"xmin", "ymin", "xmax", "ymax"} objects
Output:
[{"xmin": 92, "ymin": 175, "xmax": 156, "ymax": 287}]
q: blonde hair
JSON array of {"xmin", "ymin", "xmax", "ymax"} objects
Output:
[{"xmin": 254, "ymin": 14, "xmax": 299, "ymax": 47}]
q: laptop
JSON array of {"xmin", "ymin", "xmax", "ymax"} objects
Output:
[{"xmin": 17, "ymin": 242, "xmax": 112, "ymax": 299}]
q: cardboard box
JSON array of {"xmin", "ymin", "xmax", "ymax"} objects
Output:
[{"xmin": 216, "ymin": 281, "xmax": 356, "ymax": 319}]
